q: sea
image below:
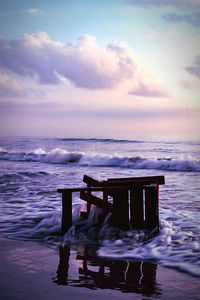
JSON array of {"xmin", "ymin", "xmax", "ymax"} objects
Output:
[{"xmin": 0, "ymin": 136, "xmax": 199, "ymax": 279}]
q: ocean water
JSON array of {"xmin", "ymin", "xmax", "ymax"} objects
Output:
[{"xmin": 0, "ymin": 137, "xmax": 199, "ymax": 278}]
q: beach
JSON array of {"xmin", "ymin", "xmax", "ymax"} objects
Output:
[
  {"xmin": 0, "ymin": 236, "xmax": 200, "ymax": 300},
  {"xmin": 0, "ymin": 137, "xmax": 200, "ymax": 299}
]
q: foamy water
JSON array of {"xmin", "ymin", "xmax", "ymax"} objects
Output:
[
  {"xmin": 0, "ymin": 144, "xmax": 200, "ymax": 172},
  {"xmin": 0, "ymin": 137, "xmax": 199, "ymax": 277}
]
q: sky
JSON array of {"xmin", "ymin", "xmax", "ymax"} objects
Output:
[{"xmin": 0, "ymin": 0, "xmax": 199, "ymax": 139}]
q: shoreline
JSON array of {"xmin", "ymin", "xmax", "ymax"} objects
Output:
[{"xmin": 0, "ymin": 236, "xmax": 200, "ymax": 299}]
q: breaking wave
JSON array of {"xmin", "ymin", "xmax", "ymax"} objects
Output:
[{"xmin": 0, "ymin": 147, "xmax": 199, "ymax": 172}]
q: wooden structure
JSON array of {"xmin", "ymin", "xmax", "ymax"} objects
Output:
[{"xmin": 57, "ymin": 175, "xmax": 165, "ymax": 234}]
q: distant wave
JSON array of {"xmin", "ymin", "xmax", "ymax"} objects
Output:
[
  {"xmin": 0, "ymin": 147, "xmax": 199, "ymax": 172},
  {"xmin": 58, "ymin": 137, "xmax": 200, "ymax": 146},
  {"xmin": 58, "ymin": 137, "xmax": 142, "ymax": 143},
  {"xmin": 0, "ymin": 171, "xmax": 49, "ymax": 182}
]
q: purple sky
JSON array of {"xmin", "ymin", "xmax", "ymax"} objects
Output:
[{"xmin": 0, "ymin": 0, "xmax": 199, "ymax": 139}]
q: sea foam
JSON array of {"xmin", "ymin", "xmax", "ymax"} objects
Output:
[
  {"xmin": 0, "ymin": 147, "xmax": 199, "ymax": 172},
  {"xmin": 97, "ymin": 220, "xmax": 200, "ymax": 278}
]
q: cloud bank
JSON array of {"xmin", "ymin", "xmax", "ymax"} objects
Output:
[{"xmin": 0, "ymin": 32, "xmax": 167, "ymax": 97}]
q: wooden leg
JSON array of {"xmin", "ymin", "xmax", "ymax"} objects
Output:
[
  {"xmin": 130, "ymin": 188, "xmax": 144, "ymax": 229},
  {"xmin": 113, "ymin": 191, "xmax": 129, "ymax": 230},
  {"xmin": 86, "ymin": 183, "xmax": 92, "ymax": 216},
  {"xmin": 145, "ymin": 186, "xmax": 159, "ymax": 230},
  {"xmin": 62, "ymin": 191, "xmax": 72, "ymax": 234}
]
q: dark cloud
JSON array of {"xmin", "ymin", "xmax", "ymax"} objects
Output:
[
  {"xmin": 163, "ymin": 12, "xmax": 200, "ymax": 27},
  {"xmin": 127, "ymin": 0, "xmax": 200, "ymax": 10},
  {"xmin": 186, "ymin": 55, "xmax": 200, "ymax": 79}
]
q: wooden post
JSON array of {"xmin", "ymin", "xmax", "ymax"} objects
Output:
[
  {"xmin": 102, "ymin": 180, "xmax": 108, "ymax": 219},
  {"xmin": 61, "ymin": 191, "xmax": 72, "ymax": 234},
  {"xmin": 130, "ymin": 188, "xmax": 144, "ymax": 229},
  {"xmin": 144, "ymin": 185, "xmax": 159, "ymax": 230},
  {"xmin": 86, "ymin": 183, "xmax": 92, "ymax": 216},
  {"xmin": 112, "ymin": 190, "xmax": 129, "ymax": 230}
]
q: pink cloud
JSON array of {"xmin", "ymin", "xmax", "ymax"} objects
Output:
[
  {"xmin": 178, "ymin": 80, "xmax": 197, "ymax": 90},
  {"xmin": 129, "ymin": 82, "xmax": 169, "ymax": 97},
  {"xmin": 0, "ymin": 70, "xmax": 45, "ymax": 98},
  {"xmin": 0, "ymin": 72, "xmax": 24, "ymax": 97},
  {"xmin": 0, "ymin": 32, "xmax": 167, "ymax": 97}
]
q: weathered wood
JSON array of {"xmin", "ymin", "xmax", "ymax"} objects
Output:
[
  {"xmin": 102, "ymin": 180, "xmax": 109, "ymax": 218},
  {"xmin": 58, "ymin": 175, "xmax": 164, "ymax": 233},
  {"xmin": 58, "ymin": 186, "xmax": 141, "ymax": 193},
  {"xmin": 86, "ymin": 182, "xmax": 92, "ymax": 216},
  {"xmin": 112, "ymin": 190, "xmax": 129, "ymax": 230},
  {"xmin": 61, "ymin": 191, "xmax": 72, "ymax": 234},
  {"xmin": 108, "ymin": 176, "xmax": 165, "ymax": 185},
  {"xmin": 144, "ymin": 185, "xmax": 159, "ymax": 230},
  {"xmin": 83, "ymin": 175, "xmax": 103, "ymax": 187},
  {"xmin": 80, "ymin": 191, "xmax": 113, "ymax": 213},
  {"xmin": 130, "ymin": 188, "xmax": 144, "ymax": 228}
]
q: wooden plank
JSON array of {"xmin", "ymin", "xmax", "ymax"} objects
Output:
[
  {"xmin": 112, "ymin": 190, "xmax": 129, "ymax": 230},
  {"xmin": 61, "ymin": 191, "xmax": 72, "ymax": 234},
  {"xmin": 86, "ymin": 181, "xmax": 92, "ymax": 216},
  {"xmin": 82, "ymin": 175, "xmax": 101, "ymax": 218},
  {"xmin": 83, "ymin": 175, "xmax": 103, "ymax": 187},
  {"xmin": 130, "ymin": 188, "xmax": 144, "ymax": 228},
  {"xmin": 57, "ymin": 186, "xmax": 142, "ymax": 193},
  {"xmin": 102, "ymin": 180, "xmax": 108, "ymax": 217},
  {"xmin": 108, "ymin": 176, "xmax": 165, "ymax": 185},
  {"xmin": 80, "ymin": 191, "xmax": 113, "ymax": 213},
  {"xmin": 144, "ymin": 186, "xmax": 159, "ymax": 230}
]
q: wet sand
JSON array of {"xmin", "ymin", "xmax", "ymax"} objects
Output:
[{"xmin": 0, "ymin": 236, "xmax": 200, "ymax": 300}]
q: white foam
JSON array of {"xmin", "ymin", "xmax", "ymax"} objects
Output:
[
  {"xmin": 0, "ymin": 147, "xmax": 199, "ymax": 172},
  {"xmin": 97, "ymin": 220, "xmax": 200, "ymax": 277},
  {"xmin": 32, "ymin": 148, "xmax": 45, "ymax": 155}
]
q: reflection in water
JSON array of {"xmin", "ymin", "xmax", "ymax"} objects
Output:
[{"xmin": 53, "ymin": 243, "xmax": 162, "ymax": 297}]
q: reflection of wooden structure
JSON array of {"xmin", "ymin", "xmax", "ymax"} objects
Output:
[
  {"xmin": 54, "ymin": 243, "xmax": 161, "ymax": 297},
  {"xmin": 57, "ymin": 175, "xmax": 165, "ymax": 234}
]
